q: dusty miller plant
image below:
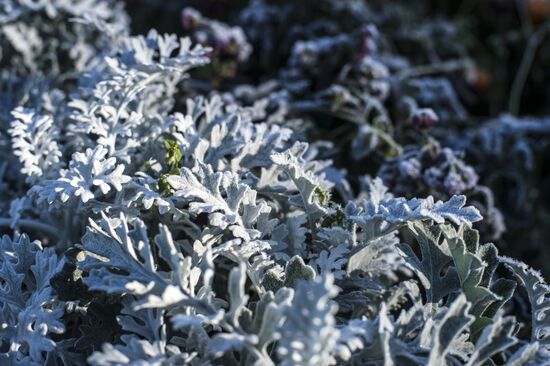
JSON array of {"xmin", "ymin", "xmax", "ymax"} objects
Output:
[{"xmin": 0, "ymin": 1, "xmax": 549, "ymax": 366}]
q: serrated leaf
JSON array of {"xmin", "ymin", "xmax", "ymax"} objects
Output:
[{"xmin": 398, "ymin": 222, "xmax": 460, "ymax": 303}]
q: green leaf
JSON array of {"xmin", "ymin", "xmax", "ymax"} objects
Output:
[
  {"xmin": 443, "ymin": 225, "xmax": 516, "ymax": 337},
  {"xmin": 398, "ymin": 222, "xmax": 460, "ymax": 303},
  {"xmin": 283, "ymin": 255, "xmax": 316, "ymax": 288},
  {"xmin": 163, "ymin": 138, "xmax": 182, "ymax": 171}
]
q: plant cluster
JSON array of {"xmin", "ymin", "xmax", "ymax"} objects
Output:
[{"xmin": 1, "ymin": 0, "xmax": 550, "ymax": 365}]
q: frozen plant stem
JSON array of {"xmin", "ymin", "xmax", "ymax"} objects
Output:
[
  {"xmin": 397, "ymin": 59, "xmax": 473, "ymax": 80},
  {"xmin": 509, "ymin": 21, "xmax": 550, "ymax": 116}
]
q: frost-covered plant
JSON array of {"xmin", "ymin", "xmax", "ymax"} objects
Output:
[
  {"xmin": 0, "ymin": 234, "xmax": 68, "ymax": 365},
  {"xmin": 1, "ymin": 0, "xmax": 550, "ymax": 365},
  {"xmin": 439, "ymin": 114, "xmax": 550, "ymax": 271},
  {"xmin": 31, "ymin": 145, "xmax": 131, "ymax": 204},
  {"xmin": 181, "ymin": 7, "xmax": 252, "ymax": 81},
  {"xmin": 377, "ymin": 137, "xmax": 506, "ymax": 241},
  {"xmin": 9, "ymin": 107, "xmax": 62, "ymax": 183},
  {"xmin": 0, "ymin": 0, "xmax": 128, "ymax": 74}
]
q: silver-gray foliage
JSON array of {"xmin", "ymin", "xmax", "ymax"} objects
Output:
[{"xmin": 0, "ymin": 1, "xmax": 548, "ymax": 366}]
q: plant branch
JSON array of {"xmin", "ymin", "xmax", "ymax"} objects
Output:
[{"xmin": 509, "ymin": 21, "xmax": 550, "ymax": 115}]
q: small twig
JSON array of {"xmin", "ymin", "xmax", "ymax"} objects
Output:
[
  {"xmin": 509, "ymin": 21, "xmax": 550, "ymax": 116},
  {"xmin": 397, "ymin": 59, "xmax": 473, "ymax": 80},
  {"xmin": 516, "ymin": 0, "xmax": 534, "ymax": 32}
]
